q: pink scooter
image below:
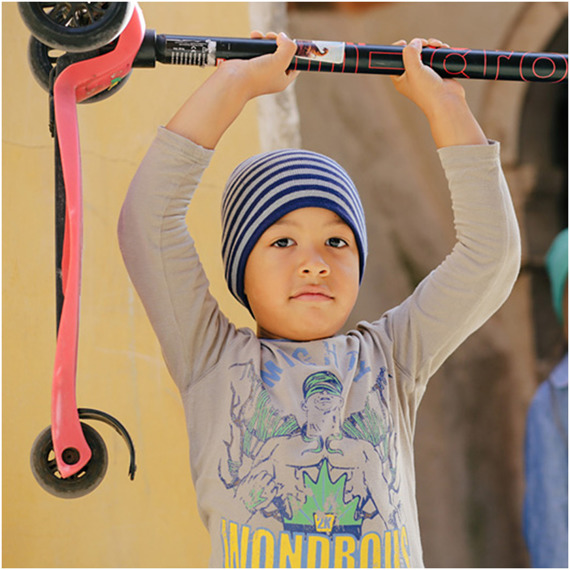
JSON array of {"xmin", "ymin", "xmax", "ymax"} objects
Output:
[{"xmin": 22, "ymin": 2, "xmax": 144, "ymax": 498}]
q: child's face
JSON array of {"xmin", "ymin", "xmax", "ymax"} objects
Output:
[{"xmin": 244, "ymin": 207, "xmax": 360, "ymax": 341}]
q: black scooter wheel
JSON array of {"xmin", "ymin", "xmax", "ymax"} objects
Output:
[
  {"xmin": 18, "ymin": 2, "xmax": 134, "ymax": 53},
  {"xmin": 30, "ymin": 423, "xmax": 108, "ymax": 499},
  {"xmin": 27, "ymin": 35, "xmax": 57, "ymax": 93},
  {"xmin": 27, "ymin": 36, "xmax": 132, "ymax": 103}
]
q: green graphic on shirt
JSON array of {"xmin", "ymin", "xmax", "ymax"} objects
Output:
[
  {"xmin": 343, "ymin": 398, "xmax": 385, "ymax": 446},
  {"xmin": 284, "ymin": 459, "xmax": 362, "ymax": 536},
  {"xmin": 220, "ymin": 362, "xmax": 402, "ymax": 535},
  {"xmin": 243, "ymin": 389, "xmax": 299, "ymax": 457}
]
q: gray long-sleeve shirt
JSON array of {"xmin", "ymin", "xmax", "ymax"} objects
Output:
[{"xmin": 118, "ymin": 127, "xmax": 520, "ymax": 568}]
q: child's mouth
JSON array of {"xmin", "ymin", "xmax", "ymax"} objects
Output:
[
  {"xmin": 291, "ymin": 287, "xmax": 333, "ymax": 302},
  {"xmin": 294, "ymin": 293, "xmax": 332, "ymax": 301}
]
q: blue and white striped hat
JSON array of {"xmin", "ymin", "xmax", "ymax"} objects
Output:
[{"xmin": 221, "ymin": 148, "xmax": 367, "ymax": 311}]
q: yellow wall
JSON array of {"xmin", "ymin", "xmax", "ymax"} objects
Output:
[{"xmin": 3, "ymin": 3, "xmax": 258, "ymax": 567}]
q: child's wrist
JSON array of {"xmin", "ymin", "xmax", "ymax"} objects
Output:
[
  {"xmin": 423, "ymin": 92, "xmax": 467, "ymax": 124},
  {"xmin": 425, "ymin": 94, "xmax": 487, "ymax": 148},
  {"xmin": 215, "ymin": 62, "xmax": 256, "ymax": 105}
]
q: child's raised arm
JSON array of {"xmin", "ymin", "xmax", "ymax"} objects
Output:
[
  {"xmin": 391, "ymin": 38, "xmax": 488, "ymax": 148},
  {"xmin": 384, "ymin": 38, "xmax": 520, "ymax": 390},
  {"xmin": 166, "ymin": 31, "xmax": 299, "ymax": 149}
]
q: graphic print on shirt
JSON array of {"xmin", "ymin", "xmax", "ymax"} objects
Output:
[{"xmin": 218, "ymin": 360, "xmax": 409, "ymax": 567}]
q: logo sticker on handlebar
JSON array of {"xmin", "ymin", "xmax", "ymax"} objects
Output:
[{"xmin": 295, "ymin": 40, "xmax": 345, "ymax": 64}]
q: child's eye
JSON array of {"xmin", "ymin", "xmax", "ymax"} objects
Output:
[
  {"xmin": 272, "ymin": 237, "xmax": 295, "ymax": 248},
  {"xmin": 326, "ymin": 237, "xmax": 348, "ymax": 248}
]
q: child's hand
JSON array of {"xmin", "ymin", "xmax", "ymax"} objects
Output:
[
  {"xmin": 390, "ymin": 38, "xmax": 465, "ymax": 117},
  {"xmin": 167, "ymin": 31, "xmax": 299, "ymax": 149},
  {"xmin": 219, "ymin": 31, "xmax": 300, "ymax": 101},
  {"xmin": 390, "ymin": 37, "xmax": 487, "ymax": 147}
]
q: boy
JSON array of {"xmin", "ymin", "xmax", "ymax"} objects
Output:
[{"xmin": 118, "ymin": 32, "xmax": 520, "ymax": 567}]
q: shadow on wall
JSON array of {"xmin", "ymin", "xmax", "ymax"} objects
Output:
[{"xmin": 520, "ymin": 18, "xmax": 568, "ymax": 380}]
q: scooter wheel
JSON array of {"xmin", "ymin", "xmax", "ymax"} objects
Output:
[
  {"xmin": 18, "ymin": 2, "xmax": 135, "ymax": 53},
  {"xmin": 27, "ymin": 35, "xmax": 132, "ymax": 103},
  {"xmin": 30, "ymin": 423, "xmax": 108, "ymax": 499},
  {"xmin": 27, "ymin": 35, "xmax": 57, "ymax": 93}
]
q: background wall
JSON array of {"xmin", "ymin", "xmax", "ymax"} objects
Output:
[{"xmin": 3, "ymin": 3, "xmax": 258, "ymax": 567}]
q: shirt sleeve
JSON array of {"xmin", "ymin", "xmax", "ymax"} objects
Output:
[
  {"xmin": 118, "ymin": 127, "xmax": 237, "ymax": 393},
  {"xmin": 381, "ymin": 141, "xmax": 521, "ymax": 392}
]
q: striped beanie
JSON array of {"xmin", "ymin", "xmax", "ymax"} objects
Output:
[{"xmin": 221, "ymin": 148, "xmax": 367, "ymax": 311}]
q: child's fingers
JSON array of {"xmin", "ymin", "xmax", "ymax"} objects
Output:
[
  {"xmin": 426, "ymin": 38, "xmax": 450, "ymax": 49},
  {"xmin": 249, "ymin": 31, "xmax": 298, "ymax": 80},
  {"xmin": 252, "ymin": 30, "xmax": 297, "ymax": 71},
  {"xmin": 250, "ymin": 32, "xmax": 299, "ymax": 88},
  {"xmin": 390, "ymin": 37, "xmax": 430, "ymax": 89},
  {"xmin": 275, "ymin": 32, "xmax": 298, "ymax": 69},
  {"xmin": 250, "ymin": 30, "xmax": 279, "ymax": 40},
  {"xmin": 276, "ymin": 32, "xmax": 296, "ymax": 51},
  {"xmin": 401, "ymin": 38, "xmax": 424, "ymax": 73},
  {"xmin": 279, "ymin": 40, "xmax": 301, "ymax": 79},
  {"xmin": 389, "ymin": 40, "xmax": 409, "ymax": 85}
]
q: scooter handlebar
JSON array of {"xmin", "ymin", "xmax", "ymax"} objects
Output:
[{"xmin": 133, "ymin": 31, "xmax": 568, "ymax": 83}]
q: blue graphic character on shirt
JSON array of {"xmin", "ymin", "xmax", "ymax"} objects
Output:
[{"xmin": 219, "ymin": 364, "xmax": 402, "ymax": 537}]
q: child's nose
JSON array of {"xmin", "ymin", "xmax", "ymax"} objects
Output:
[{"xmin": 299, "ymin": 250, "xmax": 330, "ymax": 277}]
